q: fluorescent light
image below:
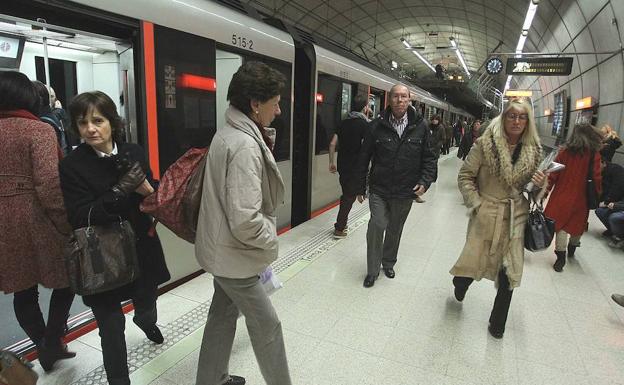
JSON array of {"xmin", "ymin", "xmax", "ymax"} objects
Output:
[
  {"xmin": 504, "ymin": 75, "xmax": 513, "ymax": 92},
  {"xmin": 516, "ymin": 34, "xmax": 527, "ymax": 52},
  {"xmin": 412, "ymin": 50, "xmax": 435, "ymax": 72},
  {"xmin": 449, "ymin": 37, "xmax": 457, "ymax": 48},
  {"xmin": 391, "ymin": 60, "xmax": 398, "ymax": 69},
  {"xmin": 401, "ymin": 38, "xmax": 411, "ymax": 48},
  {"xmin": 450, "ymin": 37, "xmax": 470, "ymax": 78},
  {"xmin": 522, "ymin": 2, "xmax": 539, "ymax": 31}
]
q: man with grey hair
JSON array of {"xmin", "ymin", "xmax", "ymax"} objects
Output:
[{"xmin": 356, "ymin": 84, "xmax": 437, "ymax": 288}]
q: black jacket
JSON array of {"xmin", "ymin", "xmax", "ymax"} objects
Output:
[
  {"xmin": 336, "ymin": 113, "xmax": 369, "ymax": 175},
  {"xmin": 59, "ymin": 142, "xmax": 170, "ymax": 307},
  {"xmin": 357, "ymin": 106, "xmax": 437, "ymax": 199},
  {"xmin": 602, "ymin": 162, "xmax": 624, "ymax": 210},
  {"xmin": 601, "ymin": 137, "xmax": 622, "ymax": 163}
]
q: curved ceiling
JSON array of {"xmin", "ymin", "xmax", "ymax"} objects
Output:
[{"xmin": 242, "ymin": 0, "xmax": 547, "ymax": 81}]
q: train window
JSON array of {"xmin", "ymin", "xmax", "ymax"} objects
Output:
[
  {"xmin": 315, "ymin": 74, "xmax": 343, "ymax": 154},
  {"xmin": 153, "ymin": 25, "xmax": 217, "ymax": 172},
  {"xmin": 215, "ymin": 48, "xmax": 292, "ymax": 162},
  {"xmin": 341, "ymin": 83, "xmax": 352, "ymax": 120}
]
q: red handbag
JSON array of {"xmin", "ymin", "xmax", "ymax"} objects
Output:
[{"xmin": 140, "ymin": 147, "xmax": 208, "ymax": 243}]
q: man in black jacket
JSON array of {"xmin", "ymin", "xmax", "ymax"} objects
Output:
[
  {"xmin": 356, "ymin": 84, "xmax": 437, "ymax": 288},
  {"xmin": 596, "ymin": 160, "xmax": 624, "ymax": 247},
  {"xmin": 329, "ymin": 94, "xmax": 370, "ymax": 238}
]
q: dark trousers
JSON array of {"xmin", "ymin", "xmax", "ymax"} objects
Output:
[
  {"xmin": 13, "ymin": 286, "xmax": 74, "ymax": 347},
  {"xmin": 366, "ymin": 193, "xmax": 413, "ymax": 275},
  {"xmin": 335, "ymin": 173, "xmax": 358, "ymax": 231},
  {"xmin": 91, "ymin": 283, "xmax": 158, "ymax": 385},
  {"xmin": 453, "ymin": 269, "xmax": 513, "ymax": 332},
  {"xmin": 596, "ymin": 207, "xmax": 624, "ymax": 237},
  {"xmin": 442, "ymin": 140, "xmax": 451, "ymax": 155}
]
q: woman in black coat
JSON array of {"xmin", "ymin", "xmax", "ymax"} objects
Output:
[{"xmin": 59, "ymin": 91, "xmax": 170, "ymax": 385}]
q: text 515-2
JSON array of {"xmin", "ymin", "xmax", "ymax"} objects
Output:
[{"xmin": 232, "ymin": 34, "xmax": 254, "ymax": 50}]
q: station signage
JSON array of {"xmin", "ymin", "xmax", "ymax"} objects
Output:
[{"xmin": 506, "ymin": 57, "xmax": 573, "ymax": 76}]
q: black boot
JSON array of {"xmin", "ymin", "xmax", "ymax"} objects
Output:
[
  {"xmin": 553, "ymin": 250, "xmax": 566, "ymax": 272},
  {"xmin": 452, "ymin": 276, "xmax": 473, "ymax": 302},
  {"xmin": 567, "ymin": 244, "xmax": 577, "ymax": 258},
  {"xmin": 488, "ymin": 270, "xmax": 513, "ymax": 339},
  {"xmin": 38, "ymin": 338, "xmax": 76, "ymax": 372},
  {"xmin": 13, "ymin": 286, "xmax": 46, "ymax": 345}
]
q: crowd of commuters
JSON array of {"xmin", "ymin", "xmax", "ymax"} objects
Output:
[{"xmin": 3, "ymin": 60, "xmax": 624, "ymax": 384}]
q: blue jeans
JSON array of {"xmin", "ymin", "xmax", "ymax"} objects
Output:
[{"xmin": 595, "ymin": 207, "xmax": 624, "ymax": 237}]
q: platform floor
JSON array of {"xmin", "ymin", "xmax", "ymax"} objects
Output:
[{"xmin": 34, "ymin": 150, "xmax": 624, "ymax": 385}]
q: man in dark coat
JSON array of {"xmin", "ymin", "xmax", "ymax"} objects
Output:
[
  {"xmin": 595, "ymin": 160, "xmax": 624, "ymax": 246},
  {"xmin": 356, "ymin": 84, "xmax": 437, "ymax": 288},
  {"xmin": 328, "ymin": 94, "xmax": 370, "ymax": 238}
]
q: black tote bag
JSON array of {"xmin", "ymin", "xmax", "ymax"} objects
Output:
[
  {"xmin": 524, "ymin": 195, "xmax": 556, "ymax": 252},
  {"xmin": 65, "ymin": 207, "xmax": 141, "ymax": 296},
  {"xmin": 586, "ymin": 152, "xmax": 599, "ymax": 209}
]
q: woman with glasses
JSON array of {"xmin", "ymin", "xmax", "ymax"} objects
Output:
[
  {"xmin": 450, "ymin": 98, "xmax": 546, "ymax": 339},
  {"xmin": 544, "ymin": 123, "xmax": 603, "ymax": 272}
]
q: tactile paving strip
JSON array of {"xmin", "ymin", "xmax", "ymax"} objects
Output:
[{"xmin": 71, "ymin": 204, "xmax": 371, "ymax": 384}]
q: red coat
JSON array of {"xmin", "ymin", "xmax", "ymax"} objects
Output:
[
  {"xmin": 0, "ymin": 111, "xmax": 71, "ymax": 293},
  {"xmin": 544, "ymin": 149, "xmax": 602, "ymax": 236}
]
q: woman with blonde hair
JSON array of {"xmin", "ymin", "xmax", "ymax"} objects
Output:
[
  {"xmin": 545, "ymin": 123, "xmax": 603, "ymax": 272},
  {"xmin": 600, "ymin": 124, "xmax": 621, "ymax": 162},
  {"xmin": 450, "ymin": 97, "xmax": 546, "ymax": 339}
]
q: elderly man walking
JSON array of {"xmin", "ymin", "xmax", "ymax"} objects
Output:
[{"xmin": 356, "ymin": 84, "xmax": 437, "ymax": 288}]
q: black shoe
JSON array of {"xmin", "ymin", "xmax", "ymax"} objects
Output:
[
  {"xmin": 38, "ymin": 340, "xmax": 77, "ymax": 372},
  {"xmin": 363, "ymin": 274, "xmax": 378, "ymax": 288},
  {"xmin": 602, "ymin": 230, "xmax": 613, "ymax": 237},
  {"xmin": 452, "ymin": 277, "xmax": 469, "ymax": 302},
  {"xmin": 142, "ymin": 325, "xmax": 164, "ymax": 344},
  {"xmin": 488, "ymin": 324, "xmax": 504, "ymax": 339},
  {"xmin": 567, "ymin": 244, "xmax": 577, "ymax": 258},
  {"xmin": 553, "ymin": 250, "xmax": 566, "ymax": 272},
  {"xmin": 383, "ymin": 268, "xmax": 395, "ymax": 279},
  {"xmin": 225, "ymin": 375, "xmax": 246, "ymax": 385}
]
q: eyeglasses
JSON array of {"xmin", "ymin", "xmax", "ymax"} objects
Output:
[{"xmin": 505, "ymin": 113, "xmax": 529, "ymax": 121}]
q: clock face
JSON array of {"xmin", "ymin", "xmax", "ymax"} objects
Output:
[{"xmin": 486, "ymin": 58, "xmax": 503, "ymax": 75}]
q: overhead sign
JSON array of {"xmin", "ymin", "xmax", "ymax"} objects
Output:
[
  {"xmin": 505, "ymin": 90, "xmax": 533, "ymax": 97},
  {"xmin": 506, "ymin": 57, "xmax": 573, "ymax": 76}
]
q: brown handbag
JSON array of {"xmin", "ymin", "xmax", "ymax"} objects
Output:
[
  {"xmin": 0, "ymin": 351, "xmax": 38, "ymax": 385},
  {"xmin": 65, "ymin": 207, "xmax": 141, "ymax": 296}
]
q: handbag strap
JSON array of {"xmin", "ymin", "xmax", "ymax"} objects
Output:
[
  {"xmin": 86, "ymin": 206, "xmax": 124, "ymax": 229},
  {"xmin": 587, "ymin": 151, "xmax": 594, "ymax": 180}
]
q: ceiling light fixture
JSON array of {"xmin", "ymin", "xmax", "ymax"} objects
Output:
[
  {"xmin": 506, "ymin": 0, "xmax": 539, "ymax": 93},
  {"xmin": 401, "ymin": 37, "xmax": 435, "ymax": 72},
  {"xmin": 449, "ymin": 37, "xmax": 470, "ymax": 78}
]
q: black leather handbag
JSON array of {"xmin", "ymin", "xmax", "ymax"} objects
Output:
[
  {"xmin": 586, "ymin": 152, "xmax": 599, "ymax": 209},
  {"xmin": 524, "ymin": 195, "xmax": 555, "ymax": 251},
  {"xmin": 65, "ymin": 207, "xmax": 141, "ymax": 296}
]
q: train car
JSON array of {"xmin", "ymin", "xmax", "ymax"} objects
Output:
[{"xmin": 0, "ymin": 0, "xmax": 472, "ymax": 352}]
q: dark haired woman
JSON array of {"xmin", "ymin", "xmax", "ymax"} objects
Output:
[
  {"xmin": 32, "ymin": 80, "xmax": 70, "ymax": 155},
  {"xmin": 59, "ymin": 91, "xmax": 170, "ymax": 385},
  {"xmin": 194, "ymin": 61, "xmax": 292, "ymax": 385},
  {"xmin": 0, "ymin": 71, "xmax": 76, "ymax": 371},
  {"xmin": 458, "ymin": 120, "xmax": 481, "ymax": 161},
  {"xmin": 545, "ymin": 123, "xmax": 603, "ymax": 272}
]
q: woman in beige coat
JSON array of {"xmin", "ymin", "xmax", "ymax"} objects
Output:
[
  {"xmin": 194, "ymin": 62, "xmax": 291, "ymax": 385},
  {"xmin": 450, "ymin": 98, "xmax": 546, "ymax": 339}
]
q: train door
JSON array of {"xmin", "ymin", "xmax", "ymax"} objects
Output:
[
  {"xmin": 370, "ymin": 87, "xmax": 385, "ymax": 118},
  {"xmin": 0, "ymin": 8, "xmax": 139, "ymax": 353}
]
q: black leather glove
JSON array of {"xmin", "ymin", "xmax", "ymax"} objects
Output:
[{"xmin": 111, "ymin": 161, "xmax": 146, "ymax": 197}]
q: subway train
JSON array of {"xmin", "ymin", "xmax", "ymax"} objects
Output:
[{"xmin": 0, "ymin": 0, "xmax": 471, "ymax": 350}]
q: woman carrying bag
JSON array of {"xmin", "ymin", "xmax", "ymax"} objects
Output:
[
  {"xmin": 544, "ymin": 123, "xmax": 603, "ymax": 272},
  {"xmin": 59, "ymin": 91, "xmax": 170, "ymax": 385},
  {"xmin": 449, "ymin": 98, "xmax": 546, "ymax": 339}
]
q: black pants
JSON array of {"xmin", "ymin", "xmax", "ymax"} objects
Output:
[
  {"xmin": 13, "ymin": 286, "xmax": 74, "ymax": 347},
  {"xmin": 335, "ymin": 173, "xmax": 358, "ymax": 231},
  {"xmin": 91, "ymin": 283, "xmax": 158, "ymax": 385},
  {"xmin": 442, "ymin": 140, "xmax": 451, "ymax": 155},
  {"xmin": 453, "ymin": 269, "xmax": 513, "ymax": 332}
]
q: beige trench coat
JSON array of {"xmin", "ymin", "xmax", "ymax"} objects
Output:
[{"xmin": 450, "ymin": 134, "xmax": 540, "ymax": 289}]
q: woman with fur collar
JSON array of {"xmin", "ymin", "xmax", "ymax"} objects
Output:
[{"xmin": 449, "ymin": 98, "xmax": 546, "ymax": 339}]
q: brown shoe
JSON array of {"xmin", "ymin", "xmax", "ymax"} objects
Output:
[
  {"xmin": 333, "ymin": 229, "xmax": 347, "ymax": 239},
  {"xmin": 414, "ymin": 196, "xmax": 425, "ymax": 203}
]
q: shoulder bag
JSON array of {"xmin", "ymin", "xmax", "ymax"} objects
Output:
[
  {"xmin": 524, "ymin": 193, "xmax": 556, "ymax": 251},
  {"xmin": 587, "ymin": 152, "xmax": 599, "ymax": 209},
  {"xmin": 65, "ymin": 207, "xmax": 141, "ymax": 296},
  {"xmin": 0, "ymin": 350, "xmax": 38, "ymax": 385}
]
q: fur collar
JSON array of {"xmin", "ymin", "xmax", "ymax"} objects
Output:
[{"xmin": 480, "ymin": 128, "xmax": 542, "ymax": 189}]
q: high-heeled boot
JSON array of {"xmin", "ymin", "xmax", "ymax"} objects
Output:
[{"xmin": 553, "ymin": 250, "xmax": 566, "ymax": 272}]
